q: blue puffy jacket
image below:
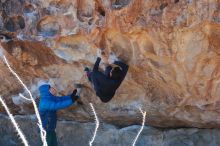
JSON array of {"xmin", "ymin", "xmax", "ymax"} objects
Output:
[{"xmin": 38, "ymin": 84, "xmax": 74, "ymax": 131}]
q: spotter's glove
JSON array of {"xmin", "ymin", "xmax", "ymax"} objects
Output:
[{"xmin": 71, "ymin": 89, "xmax": 79, "ymax": 102}]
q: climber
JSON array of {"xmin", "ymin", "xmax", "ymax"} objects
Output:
[
  {"xmin": 84, "ymin": 49, "xmax": 129, "ymax": 103},
  {"xmin": 38, "ymin": 84, "xmax": 81, "ymax": 146}
]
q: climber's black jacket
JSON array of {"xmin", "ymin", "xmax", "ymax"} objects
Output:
[{"xmin": 90, "ymin": 57, "xmax": 129, "ymax": 103}]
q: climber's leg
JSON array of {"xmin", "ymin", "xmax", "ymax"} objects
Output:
[
  {"xmin": 92, "ymin": 74, "xmax": 101, "ymax": 90},
  {"xmin": 84, "ymin": 67, "xmax": 101, "ymax": 98},
  {"xmin": 84, "ymin": 67, "xmax": 92, "ymax": 82},
  {"xmin": 87, "ymin": 72, "xmax": 92, "ymax": 82}
]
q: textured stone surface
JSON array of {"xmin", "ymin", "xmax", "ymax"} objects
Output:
[
  {"xmin": 0, "ymin": 0, "xmax": 220, "ymax": 128},
  {"xmin": 1, "ymin": 115, "xmax": 220, "ymax": 146}
]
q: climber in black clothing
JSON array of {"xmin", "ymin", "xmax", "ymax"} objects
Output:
[{"xmin": 85, "ymin": 51, "xmax": 129, "ymax": 103}]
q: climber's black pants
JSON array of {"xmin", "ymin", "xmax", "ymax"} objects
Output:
[
  {"xmin": 86, "ymin": 66, "xmax": 114, "ymax": 103},
  {"xmin": 86, "ymin": 71, "xmax": 92, "ymax": 82},
  {"xmin": 86, "ymin": 71, "xmax": 99, "ymax": 92}
]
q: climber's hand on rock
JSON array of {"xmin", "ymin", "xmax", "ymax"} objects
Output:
[
  {"xmin": 102, "ymin": 54, "xmax": 108, "ymax": 64},
  {"xmin": 108, "ymin": 53, "xmax": 119, "ymax": 64},
  {"xmin": 97, "ymin": 48, "xmax": 102, "ymax": 58}
]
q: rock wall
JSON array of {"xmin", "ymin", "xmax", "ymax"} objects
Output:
[
  {"xmin": 0, "ymin": 0, "xmax": 220, "ymax": 128},
  {"xmin": 1, "ymin": 115, "xmax": 220, "ymax": 146}
]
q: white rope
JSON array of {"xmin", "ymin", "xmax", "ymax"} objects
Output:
[
  {"xmin": 3, "ymin": 56, "xmax": 47, "ymax": 146},
  {"xmin": 89, "ymin": 103, "xmax": 99, "ymax": 146},
  {"xmin": 0, "ymin": 96, "xmax": 29, "ymax": 146},
  {"xmin": 132, "ymin": 108, "xmax": 146, "ymax": 146}
]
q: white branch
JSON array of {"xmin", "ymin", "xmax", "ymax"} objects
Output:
[
  {"xmin": 0, "ymin": 96, "xmax": 29, "ymax": 146},
  {"xmin": 19, "ymin": 93, "xmax": 32, "ymax": 101},
  {"xmin": 132, "ymin": 108, "xmax": 146, "ymax": 146},
  {"xmin": 3, "ymin": 56, "xmax": 47, "ymax": 146},
  {"xmin": 89, "ymin": 103, "xmax": 99, "ymax": 146}
]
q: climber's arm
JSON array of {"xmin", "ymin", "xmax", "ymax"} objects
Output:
[
  {"xmin": 93, "ymin": 57, "xmax": 101, "ymax": 71},
  {"xmin": 114, "ymin": 61, "xmax": 129, "ymax": 79},
  {"xmin": 104, "ymin": 66, "xmax": 112, "ymax": 77}
]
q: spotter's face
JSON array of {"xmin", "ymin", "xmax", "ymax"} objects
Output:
[{"xmin": 49, "ymin": 87, "xmax": 57, "ymax": 96}]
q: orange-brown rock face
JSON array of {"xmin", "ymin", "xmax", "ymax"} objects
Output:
[{"xmin": 0, "ymin": 0, "xmax": 220, "ymax": 128}]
